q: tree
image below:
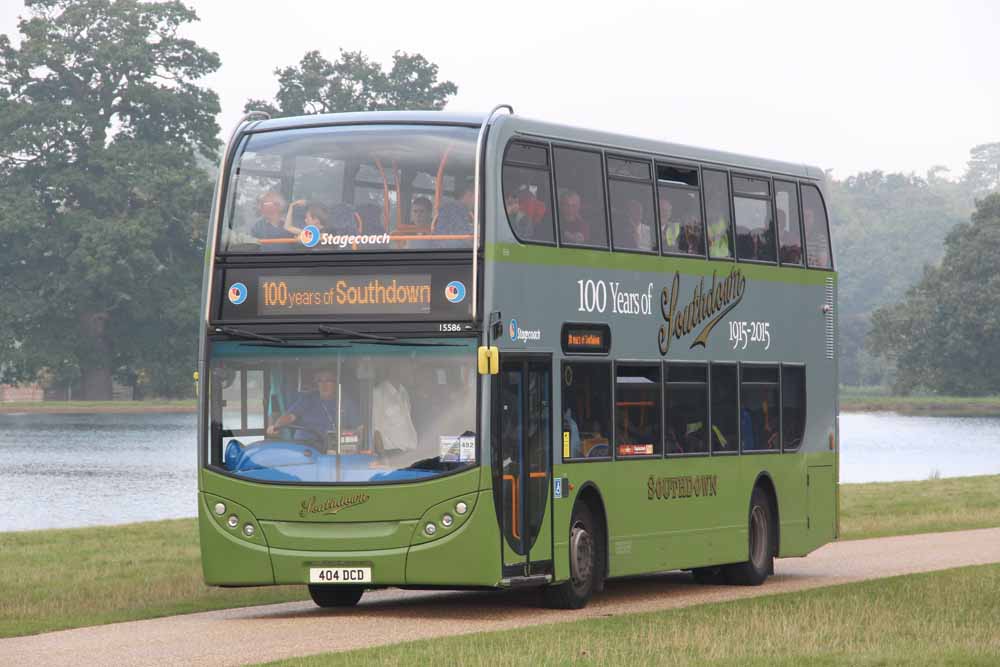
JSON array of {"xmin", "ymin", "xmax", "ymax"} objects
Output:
[
  {"xmin": 964, "ymin": 142, "xmax": 1000, "ymax": 196},
  {"xmin": 0, "ymin": 0, "xmax": 220, "ymax": 399},
  {"xmin": 868, "ymin": 194, "xmax": 1000, "ymax": 395},
  {"xmin": 245, "ymin": 49, "xmax": 457, "ymax": 117}
]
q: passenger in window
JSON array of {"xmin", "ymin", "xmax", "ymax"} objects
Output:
[
  {"xmin": 507, "ymin": 187, "xmax": 548, "ymax": 240},
  {"xmin": 777, "ymin": 210, "xmax": 802, "ymax": 263},
  {"xmin": 265, "ymin": 369, "xmax": 362, "ymax": 447},
  {"xmin": 433, "ymin": 182, "xmax": 475, "ymax": 248},
  {"xmin": 559, "ymin": 189, "xmax": 590, "ymax": 244},
  {"xmin": 660, "ymin": 195, "xmax": 682, "ymax": 252},
  {"xmin": 707, "ymin": 214, "xmax": 730, "ymax": 258},
  {"xmin": 372, "ymin": 365, "xmax": 418, "ymax": 458},
  {"xmin": 252, "ymin": 191, "xmax": 296, "ymax": 241},
  {"xmin": 624, "ymin": 199, "xmax": 654, "ymax": 251},
  {"xmin": 409, "ymin": 197, "xmax": 433, "ymax": 229},
  {"xmin": 283, "ymin": 200, "xmax": 332, "ymax": 237}
]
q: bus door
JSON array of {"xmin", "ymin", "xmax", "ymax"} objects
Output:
[{"xmin": 494, "ymin": 356, "xmax": 553, "ymax": 578}]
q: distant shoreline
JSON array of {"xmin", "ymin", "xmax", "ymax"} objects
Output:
[{"xmin": 0, "ymin": 401, "xmax": 196, "ymax": 414}]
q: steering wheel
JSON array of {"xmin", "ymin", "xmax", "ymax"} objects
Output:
[{"xmin": 281, "ymin": 424, "xmax": 326, "ymax": 448}]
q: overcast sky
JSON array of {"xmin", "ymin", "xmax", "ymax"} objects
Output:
[{"xmin": 2, "ymin": 0, "xmax": 997, "ymax": 178}]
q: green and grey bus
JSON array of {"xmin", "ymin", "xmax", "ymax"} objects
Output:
[{"xmin": 198, "ymin": 107, "xmax": 838, "ymax": 609}]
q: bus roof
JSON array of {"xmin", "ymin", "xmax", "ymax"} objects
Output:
[{"xmin": 247, "ymin": 110, "xmax": 826, "ymax": 181}]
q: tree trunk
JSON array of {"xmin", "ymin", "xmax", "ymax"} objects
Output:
[{"xmin": 79, "ymin": 311, "xmax": 114, "ymax": 401}]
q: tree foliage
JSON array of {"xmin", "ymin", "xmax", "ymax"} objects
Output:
[
  {"xmin": 867, "ymin": 194, "xmax": 1000, "ymax": 395},
  {"xmin": 245, "ymin": 49, "xmax": 457, "ymax": 117},
  {"xmin": 965, "ymin": 142, "xmax": 1000, "ymax": 196},
  {"xmin": 0, "ymin": 0, "xmax": 219, "ymax": 399},
  {"xmin": 829, "ymin": 169, "xmax": 972, "ymax": 386}
]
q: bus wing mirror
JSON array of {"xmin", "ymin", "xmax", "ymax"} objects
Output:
[{"xmin": 478, "ymin": 346, "xmax": 499, "ymax": 375}]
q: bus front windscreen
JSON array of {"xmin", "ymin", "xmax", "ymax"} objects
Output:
[
  {"xmin": 208, "ymin": 339, "xmax": 478, "ymax": 484},
  {"xmin": 220, "ymin": 124, "xmax": 478, "ymax": 254}
]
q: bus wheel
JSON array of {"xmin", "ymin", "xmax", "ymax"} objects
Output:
[
  {"xmin": 308, "ymin": 584, "xmax": 364, "ymax": 608},
  {"xmin": 542, "ymin": 503, "xmax": 599, "ymax": 609},
  {"xmin": 724, "ymin": 487, "xmax": 774, "ymax": 586}
]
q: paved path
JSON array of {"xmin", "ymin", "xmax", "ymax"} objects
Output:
[{"xmin": 4, "ymin": 527, "xmax": 999, "ymax": 666}]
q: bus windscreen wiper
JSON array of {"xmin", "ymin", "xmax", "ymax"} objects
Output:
[
  {"xmin": 214, "ymin": 326, "xmax": 286, "ymax": 344},
  {"xmin": 318, "ymin": 325, "xmax": 397, "ymax": 342}
]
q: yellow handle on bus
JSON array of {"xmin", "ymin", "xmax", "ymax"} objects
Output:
[{"xmin": 477, "ymin": 346, "xmax": 499, "ymax": 375}]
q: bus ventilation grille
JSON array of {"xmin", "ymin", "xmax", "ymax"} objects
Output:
[{"xmin": 824, "ymin": 277, "xmax": 835, "ymax": 360}]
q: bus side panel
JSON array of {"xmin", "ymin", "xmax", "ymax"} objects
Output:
[{"xmin": 405, "ymin": 489, "xmax": 502, "ymax": 586}]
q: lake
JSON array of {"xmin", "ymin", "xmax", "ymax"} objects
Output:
[{"xmin": 1, "ymin": 411, "xmax": 998, "ymax": 532}]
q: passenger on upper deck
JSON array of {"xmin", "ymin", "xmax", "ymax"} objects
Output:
[
  {"xmin": 559, "ymin": 189, "xmax": 591, "ymax": 245},
  {"xmin": 284, "ymin": 200, "xmax": 331, "ymax": 238},
  {"xmin": 252, "ymin": 191, "xmax": 296, "ymax": 241},
  {"xmin": 624, "ymin": 199, "xmax": 654, "ymax": 251},
  {"xmin": 432, "ymin": 182, "xmax": 475, "ymax": 248},
  {"xmin": 409, "ymin": 196, "xmax": 433, "ymax": 229}
]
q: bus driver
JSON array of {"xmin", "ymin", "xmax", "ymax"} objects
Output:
[{"xmin": 266, "ymin": 370, "xmax": 361, "ymax": 445}]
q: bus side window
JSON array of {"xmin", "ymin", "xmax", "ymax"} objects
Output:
[
  {"xmin": 615, "ymin": 364, "xmax": 661, "ymax": 457},
  {"xmin": 740, "ymin": 365, "xmax": 779, "ymax": 451},
  {"xmin": 607, "ymin": 157, "xmax": 657, "ymax": 254},
  {"xmin": 553, "ymin": 146, "xmax": 609, "ymax": 248},
  {"xmin": 774, "ymin": 181, "xmax": 803, "ymax": 265},
  {"xmin": 502, "ymin": 142, "xmax": 555, "ymax": 244},
  {"xmin": 657, "ymin": 164, "xmax": 705, "ymax": 257},
  {"xmin": 781, "ymin": 366, "xmax": 806, "ymax": 451},
  {"xmin": 733, "ymin": 176, "xmax": 776, "ymax": 263},
  {"xmin": 703, "ymin": 169, "xmax": 734, "ymax": 259},
  {"xmin": 710, "ymin": 364, "xmax": 738, "ymax": 452},
  {"xmin": 664, "ymin": 364, "xmax": 708, "ymax": 455},
  {"xmin": 562, "ymin": 362, "xmax": 612, "ymax": 459},
  {"xmin": 801, "ymin": 184, "xmax": 833, "ymax": 269}
]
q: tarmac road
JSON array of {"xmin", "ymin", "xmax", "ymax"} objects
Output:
[{"xmin": 3, "ymin": 527, "xmax": 999, "ymax": 666}]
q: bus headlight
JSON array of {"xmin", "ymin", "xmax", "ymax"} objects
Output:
[
  {"xmin": 455, "ymin": 501, "xmax": 468, "ymax": 515},
  {"xmin": 227, "ymin": 515, "xmax": 239, "ymax": 529},
  {"xmin": 441, "ymin": 514, "xmax": 454, "ymax": 528},
  {"xmin": 243, "ymin": 523, "xmax": 255, "ymax": 537},
  {"xmin": 214, "ymin": 502, "xmax": 226, "ymax": 516},
  {"xmin": 425, "ymin": 523, "xmax": 437, "ymax": 536}
]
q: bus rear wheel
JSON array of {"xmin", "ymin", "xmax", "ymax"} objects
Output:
[
  {"xmin": 724, "ymin": 487, "xmax": 774, "ymax": 586},
  {"xmin": 542, "ymin": 503, "xmax": 601, "ymax": 609},
  {"xmin": 308, "ymin": 584, "xmax": 364, "ymax": 608}
]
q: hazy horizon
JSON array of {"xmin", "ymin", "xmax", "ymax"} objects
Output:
[{"xmin": 2, "ymin": 0, "xmax": 997, "ymax": 179}]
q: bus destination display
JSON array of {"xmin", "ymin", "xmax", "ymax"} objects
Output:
[
  {"xmin": 561, "ymin": 324, "xmax": 611, "ymax": 354},
  {"xmin": 258, "ymin": 274, "xmax": 432, "ymax": 316}
]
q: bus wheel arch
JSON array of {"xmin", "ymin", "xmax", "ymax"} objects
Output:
[
  {"xmin": 751, "ymin": 471, "xmax": 780, "ymax": 561},
  {"xmin": 725, "ymin": 481, "xmax": 776, "ymax": 585},
  {"xmin": 542, "ymin": 483, "xmax": 608, "ymax": 609}
]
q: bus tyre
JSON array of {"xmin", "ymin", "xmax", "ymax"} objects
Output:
[
  {"xmin": 724, "ymin": 487, "xmax": 774, "ymax": 586},
  {"xmin": 308, "ymin": 584, "xmax": 364, "ymax": 608},
  {"xmin": 543, "ymin": 503, "xmax": 601, "ymax": 609}
]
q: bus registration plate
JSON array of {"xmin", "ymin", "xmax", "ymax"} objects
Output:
[{"xmin": 309, "ymin": 567, "xmax": 372, "ymax": 584}]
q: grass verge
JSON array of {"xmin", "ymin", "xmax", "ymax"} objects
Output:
[
  {"xmin": 0, "ymin": 519, "xmax": 306, "ymax": 638},
  {"xmin": 839, "ymin": 391, "xmax": 1000, "ymax": 416},
  {"xmin": 1, "ymin": 476, "xmax": 998, "ymax": 639},
  {"xmin": 0, "ymin": 400, "xmax": 195, "ymax": 414},
  {"xmin": 839, "ymin": 474, "xmax": 1000, "ymax": 540},
  {"xmin": 263, "ymin": 563, "xmax": 1000, "ymax": 666}
]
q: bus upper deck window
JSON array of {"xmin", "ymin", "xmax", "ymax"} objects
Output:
[
  {"xmin": 702, "ymin": 169, "xmax": 733, "ymax": 259},
  {"xmin": 553, "ymin": 147, "xmax": 608, "ymax": 248},
  {"xmin": 502, "ymin": 142, "xmax": 555, "ymax": 244},
  {"xmin": 733, "ymin": 176, "xmax": 776, "ymax": 263},
  {"xmin": 657, "ymin": 165, "xmax": 704, "ymax": 257},
  {"xmin": 775, "ymin": 181, "xmax": 803, "ymax": 265},
  {"xmin": 801, "ymin": 184, "xmax": 833, "ymax": 269},
  {"xmin": 608, "ymin": 157, "xmax": 657, "ymax": 254}
]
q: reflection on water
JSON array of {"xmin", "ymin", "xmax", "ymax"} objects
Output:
[
  {"xmin": 839, "ymin": 412, "xmax": 1000, "ymax": 483},
  {"xmin": 1, "ymin": 411, "xmax": 999, "ymax": 531},
  {"xmin": 0, "ymin": 413, "xmax": 195, "ymax": 532}
]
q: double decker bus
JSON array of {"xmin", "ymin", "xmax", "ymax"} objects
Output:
[{"xmin": 198, "ymin": 107, "xmax": 837, "ymax": 609}]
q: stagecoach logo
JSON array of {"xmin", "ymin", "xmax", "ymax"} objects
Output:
[
  {"xmin": 445, "ymin": 280, "xmax": 466, "ymax": 303},
  {"xmin": 227, "ymin": 282, "xmax": 247, "ymax": 305},
  {"xmin": 509, "ymin": 318, "xmax": 541, "ymax": 344},
  {"xmin": 300, "ymin": 224, "xmax": 321, "ymax": 248},
  {"xmin": 658, "ymin": 269, "xmax": 747, "ymax": 355},
  {"xmin": 299, "ymin": 493, "xmax": 370, "ymax": 518}
]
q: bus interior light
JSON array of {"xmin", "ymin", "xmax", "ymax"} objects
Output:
[{"xmin": 227, "ymin": 515, "xmax": 239, "ymax": 529}]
